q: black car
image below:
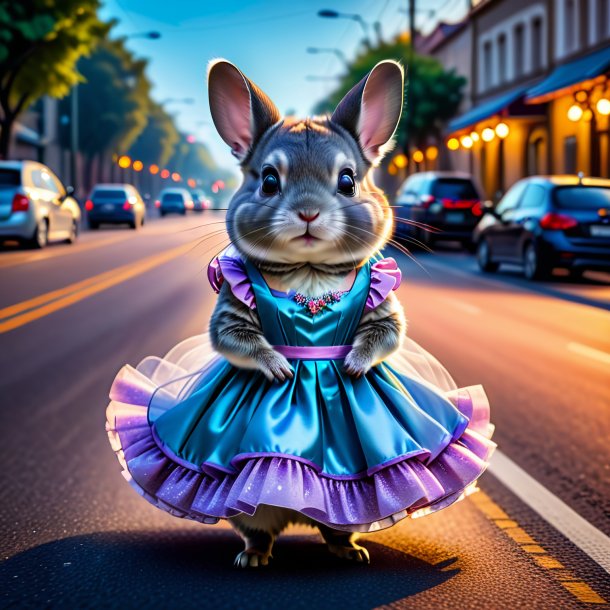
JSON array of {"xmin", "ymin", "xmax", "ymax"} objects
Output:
[
  {"xmin": 394, "ymin": 171, "xmax": 483, "ymax": 249},
  {"xmin": 86, "ymin": 183, "xmax": 146, "ymax": 230},
  {"xmin": 473, "ymin": 176, "xmax": 610, "ymax": 280}
]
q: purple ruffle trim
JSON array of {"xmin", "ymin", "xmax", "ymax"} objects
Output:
[
  {"xmin": 208, "ymin": 251, "xmax": 403, "ymax": 313},
  {"xmin": 106, "ymin": 384, "xmax": 495, "ymax": 532},
  {"xmin": 207, "ymin": 251, "xmax": 256, "ymax": 309},
  {"xmin": 365, "ymin": 257, "xmax": 402, "ymax": 312}
]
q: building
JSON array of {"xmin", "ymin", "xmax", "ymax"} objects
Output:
[{"xmin": 419, "ymin": 0, "xmax": 610, "ymax": 199}]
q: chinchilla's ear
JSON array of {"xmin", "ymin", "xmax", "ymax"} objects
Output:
[
  {"xmin": 208, "ymin": 59, "xmax": 281, "ymax": 162},
  {"xmin": 331, "ymin": 60, "xmax": 404, "ymax": 164}
]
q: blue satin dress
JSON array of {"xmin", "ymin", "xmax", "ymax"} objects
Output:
[{"xmin": 151, "ymin": 258, "xmax": 470, "ymax": 478}]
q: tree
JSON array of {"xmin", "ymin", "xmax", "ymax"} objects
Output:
[
  {"xmin": 74, "ymin": 37, "xmax": 152, "ymax": 190},
  {"xmin": 314, "ymin": 36, "xmax": 466, "ymax": 152},
  {"xmin": 128, "ymin": 102, "xmax": 180, "ymax": 167},
  {"xmin": 0, "ymin": 0, "xmax": 107, "ymax": 158}
]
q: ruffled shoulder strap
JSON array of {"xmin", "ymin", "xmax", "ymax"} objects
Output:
[
  {"xmin": 364, "ymin": 257, "xmax": 402, "ymax": 312},
  {"xmin": 207, "ymin": 247, "xmax": 256, "ymax": 309}
]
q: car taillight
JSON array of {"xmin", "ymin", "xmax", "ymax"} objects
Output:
[
  {"xmin": 471, "ymin": 201, "xmax": 483, "ymax": 216},
  {"xmin": 155, "ymin": 200, "xmax": 161, "ymax": 208},
  {"xmin": 11, "ymin": 193, "xmax": 29, "ymax": 212},
  {"xmin": 123, "ymin": 200, "xmax": 131, "ymax": 211},
  {"xmin": 420, "ymin": 194, "xmax": 435, "ymax": 208},
  {"xmin": 539, "ymin": 212, "xmax": 578, "ymax": 230},
  {"xmin": 85, "ymin": 199, "xmax": 94, "ymax": 211}
]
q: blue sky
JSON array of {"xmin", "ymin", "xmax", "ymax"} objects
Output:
[{"xmin": 100, "ymin": 0, "xmax": 466, "ymax": 173}]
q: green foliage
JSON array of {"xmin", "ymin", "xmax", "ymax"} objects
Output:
[
  {"xmin": 0, "ymin": 0, "xmax": 106, "ymax": 157},
  {"xmin": 314, "ymin": 36, "xmax": 465, "ymax": 149},
  {"xmin": 128, "ymin": 102, "xmax": 180, "ymax": 167},
  {"xmin": 0, "ymin": 0, "xmax": 107, "ymax": 107},
  {"xmin": 76, "ymin": 37, "xmax": 151, "ymax": 160}
]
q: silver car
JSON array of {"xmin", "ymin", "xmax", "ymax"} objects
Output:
[{"xmin": 0, "ymin": 160, "xmax": 81, "ymax": 248}]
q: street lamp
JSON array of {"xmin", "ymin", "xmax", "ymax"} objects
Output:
[
  {"xmin": 306, "ymin": 47, "xmax": 347, "ymax": 66},
  {"xmin": 318, "ymin": 10, "xmax": 371, "ymax": 46},
  {"xmin": 126, "ymin": 31, "xmax": 162, "ymax": 40}
]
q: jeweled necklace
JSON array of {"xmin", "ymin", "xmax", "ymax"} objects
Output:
[{"xmin": 294, "ymin": 290, "xmax": 345, "ymax": 316}]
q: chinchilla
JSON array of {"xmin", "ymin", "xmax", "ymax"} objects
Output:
[{"xmin": 207, "ymin": 59, "xmax": 407, "ymax": 567}]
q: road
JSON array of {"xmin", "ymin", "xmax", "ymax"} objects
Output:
[{"xmin": 0, "ymin": 213, "xmax": 609, "ymax": 609}]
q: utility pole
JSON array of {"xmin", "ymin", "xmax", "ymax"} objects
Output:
[{"xmin": 409, "ymin": 0, "xmax": 416, "ymax": 54}]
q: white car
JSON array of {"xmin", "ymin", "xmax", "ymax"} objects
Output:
[{"xmin": 0, "ymin": 160, "xmax": 81, "ymax": 248}]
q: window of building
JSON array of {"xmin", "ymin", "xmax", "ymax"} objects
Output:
[
  {"xmin": 514, "ymin": 24, "xmax": 525, "ymax": 77},
  {"xmin": 483, "ymin": 40, "xmax": 493, "ymax": 89},
  {"xmin": 564, "ymin": 136, "xmax": 578, "ymax": 173},
  {"xmin": 498, "ymin": 34, "xmax": 507, "ymax": 83},
  {"xmin": 597, "ymin": 0, "xmax": 609, "ymax": 42},
  {"xmin": 531, "ymin": 18, "xmax": 543, "ymax": 72}
]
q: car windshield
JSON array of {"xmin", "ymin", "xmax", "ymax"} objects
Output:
[
  {"xmin": 0, "ymin": 169, "xmax": 20, "ymax": 187},
  {"xmin": 431, "ymin": 178, "xmax": 479, "ymax": 200},
  {"xmin": 93, "ymin": 189, "xmax": 127, "ymax": 199},
  {"xmin": 554, "ymin": 186, "xmax": 610, "ymax": 210},
  {"xmin": 163, "ymin": 193, "xmax": 184, "ymax": 202}
]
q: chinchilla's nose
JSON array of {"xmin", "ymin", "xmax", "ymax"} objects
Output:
[{"xmin": 298, "ymin": 209, "xmax": 320, "ymax": 222}]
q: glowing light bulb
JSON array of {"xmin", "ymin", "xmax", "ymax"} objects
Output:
[
  {"xmin": 481, "ymin": 128, "xmax": 495, "ymax": 142},
  {"xmin": 596, "ymin": 98, "xmax": 610, "ymax": 116},
  {"xmin": 495, "ymin": 123, "xmax": 509, "ymax": 139},
  {"xmin": 412, "ymin": 150, "xmax": 424, "ymax": 163},
  {"xmin": 567, "ymin": 104, "xmax": 583, "ymax": 122},
  {"xmin": 447, "ymin": 137, "xmax": 459, "ymax": 151},
  {"xmin": 425, "ymin": 146, "xmax": 438, "ymax": 161},
  {"xmin": 460, "ymin": 135, "xmax": 473, "ymax": 149},
  {"xmin": 470, "ymin": 131, "xmax": 480, "ymax": 142}
]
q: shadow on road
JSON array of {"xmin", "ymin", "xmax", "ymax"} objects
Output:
[{"xmin": 1, "ymin": 529, "xmax": 459, "ymax": 609}]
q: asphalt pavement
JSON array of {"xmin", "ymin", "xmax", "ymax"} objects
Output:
[{"xmin": 1, "ymin": 213, "xmax": 609, "ymax": 609}]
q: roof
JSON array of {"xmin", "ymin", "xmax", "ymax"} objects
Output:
[
  {"xmin": 417, "ymin": 19, "xmax": 468, "ymax": 55},
  {"xmin": 526, "ymin": 45, "xmax": 610, "ymax": 103},
  {"xmin": 447, "ymin": 86, "xmax": 529, "ymax": 132},
  {"xmin": 92, "ymin": 183, "xmax": 133, "ymax": 189},
  {"xmin": 523, "ymin": 175, "xmax": 610, "ymax": 186}
]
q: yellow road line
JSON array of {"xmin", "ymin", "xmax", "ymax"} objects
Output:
[
  {"xmin": 0, "ymin": 233, "xmax": 131, "ymax": 269},
  {"xmin": 0, "ymin": 243, "xmax": 190, "ymax": 334},
  {"xmin": 470, "ymin": 490, "xmax": 607, "ymax": 605}
]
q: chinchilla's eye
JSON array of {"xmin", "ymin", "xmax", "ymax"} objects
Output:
[
  {"xmin": 337, "ymin": 169, "xmax": 355, "ymax": 197},
  {"xmin": 261, "ymin": 168, "xmax": 280, "ymax": 196}
]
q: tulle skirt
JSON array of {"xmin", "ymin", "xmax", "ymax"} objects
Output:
[{"xmin": 106, "ymin": 334, "xmax": 495, "ymax": 532}]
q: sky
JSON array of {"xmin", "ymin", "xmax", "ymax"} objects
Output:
[{"xmin": 100, "ymin": 0, "xmax": 467, "ymax": 174}]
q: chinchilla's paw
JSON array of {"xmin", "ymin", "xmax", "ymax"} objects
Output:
[
  {"xmin": 234, "ymin": 549, "xmax": 272, "ymax": 568},
  {"xmin": 344, "ymin": 350, "xmax": 372, "ymax": 378},
  {"xmin": 257, "ymin": 349, "xmax": 294, "ymax": 382},
  {"xmin": 327, "ymin": 542, "xmax": 370, "ymax": 564}
]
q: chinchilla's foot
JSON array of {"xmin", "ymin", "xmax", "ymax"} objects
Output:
[
  {"xmin": 326, "ymin": 542, "xmax": 370, "ymax": 564},
  {"xmin": 234, "ymin": 548, "xmax": 273, "ymax": 568},
  {"xmin": 318, "ymin": 524, "xmax": 370, "ymax": 564}
]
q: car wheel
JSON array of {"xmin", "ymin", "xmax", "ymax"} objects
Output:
[
  {"xmin": 65, "ymin": 220, "xmax": 78, "ymax": 244},
  {"xmin": 523, "ymin": 243, "xmax": 549, "ymax": 280},
  {"xmin": 29, "ymin": 218, "xmax": 49, "ymax": 249},
  {"xmin": 476, "ymin": 238, "xmax": 499, "ymax": 272},
  {"xmin": 88, "ymin": 221, "xmax": 99, "ymax": 230}
]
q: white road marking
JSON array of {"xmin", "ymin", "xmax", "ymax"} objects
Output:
[
  {"xmin": 567, "ymin": 342, "xmax": 610, "ymax": 366},
  {"xmin": 488, "ymin": 450, "xmax": 610, "ymax": 575}
]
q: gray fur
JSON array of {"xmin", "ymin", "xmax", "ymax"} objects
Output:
[{"xmin": 207, "ymin": 59, "xmax": 406, "ymax": 567}]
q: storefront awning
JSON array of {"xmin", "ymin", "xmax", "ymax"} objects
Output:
[
  {"xmin": 447, "ymin": 87, "xmax": 529, "ymax": 132},
  {"xmin": 525, "ymin": 46, "xmax": 610, "ymax": 103}
]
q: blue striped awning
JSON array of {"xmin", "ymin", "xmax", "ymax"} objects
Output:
[
  {"xmin": 447, "ymin": 87, "xmax": 529, "ymax": 133},
  {"xmin": 526, "ymin": 45, "xmax": 610, "ymax": 102}
]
